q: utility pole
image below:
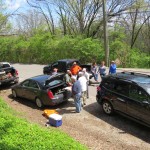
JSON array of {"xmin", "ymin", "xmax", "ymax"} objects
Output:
[{"xmin": 102, "ymin": 0, "xmax": 109, "ymax": 66}]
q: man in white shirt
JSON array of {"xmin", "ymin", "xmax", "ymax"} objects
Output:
[
  {"xmin": 78, "ymin": 72, "xmax": 87, "ymax": 106},
  {"xmin": 82, "ymin": 68, "xmax": 89, "ymax": 99}
]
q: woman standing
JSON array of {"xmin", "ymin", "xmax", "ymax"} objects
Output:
[
  {"xmin": 91, "ymin": 62, "xmax": 99, "ymax": 82},
  {"xmin": 99, "ymin": 61, "xmax": 106, "ymax": 79}
]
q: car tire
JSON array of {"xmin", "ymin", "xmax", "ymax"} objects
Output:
[
  {"xmin": 35, "ymin": 98, "xmax": 43, "ymax": 108},
  {"xmin": 12, "ymin": 90, "xmax": 17, "ymax": 98},
  {"xmin": 102, "ymin": 101, "xmax": 114, "ymax": 115}
]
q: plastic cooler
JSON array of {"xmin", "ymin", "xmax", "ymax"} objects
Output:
[{"xmin": 49, "ymin": 114, "xmax": 62, "ymax": 127}]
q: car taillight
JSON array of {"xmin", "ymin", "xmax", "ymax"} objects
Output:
[
  {"xmin": 15, "ymin": 70, "xmax": 18, "ymax": 76},
  {"xmin": 97, "ymin": 86, "xmax": 101, "ymax": 91},
  {"xmin": 47, "ymin": 90, "xmax": 54, "ymax": 99}
]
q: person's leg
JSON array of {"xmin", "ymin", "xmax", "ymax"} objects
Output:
[
  {"xmin": 86, "ymin": 82, "xmax": 89, "ymax": 99},
  {"xmin": 74, "ymin": 95, "xmax": 81, "ymax": 113},
  {"xmin": 83, "ymin": 91, "xmax": 87, "ymax": 105},
  {"xmin": 95, "ymin": 73, "xmax": 98, "ymax": 81},
  {"xmin": 81, "ymin": 92, "xmax": 84, "ymax": 107}
]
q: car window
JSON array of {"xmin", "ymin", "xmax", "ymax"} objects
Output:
[
  {"xmin": 52, "ymin": 62, "xmax": 58, "ymax": 69},
  {"xmin": 22, "ymin": 80, "xmax": 30, "ymax": 87},
  {"xmin": 28, "ymin": 80, "xmax": 39, "ymax": 89},
  {"xmin": 48, "ymin": 80, "xmax": 63, "ymax": 86},
  {"xmin": 103, "ymin": 81, "xmax": 115, "ymax": 90},
  {"xmin": 129, "ymin": 85, "xmax": 149, "ymax": 102},
  {"xmin": 113, "ymin": 82, "xmax": 129, "ymax": 96}
]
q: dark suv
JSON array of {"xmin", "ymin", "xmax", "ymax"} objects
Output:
[{"xmin": 96, "ymin": 72, "xmax": 150, "ymax": 127}]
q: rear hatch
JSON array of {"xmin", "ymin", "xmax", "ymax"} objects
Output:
[{"xmin": 45, "ymin": 74, "xmax": 72, "ymax": 104}]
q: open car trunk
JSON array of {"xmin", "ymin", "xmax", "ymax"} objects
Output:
[{"xmin": 51, "ymin": 84, "xmax": 72, "ymax": 100}]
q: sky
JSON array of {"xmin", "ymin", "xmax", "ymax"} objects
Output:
[{"xmin": 5, "ymin": 0, "xmax": 29, "ymax": 12}]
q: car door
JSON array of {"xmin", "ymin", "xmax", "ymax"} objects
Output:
[
  {"xmin": 16, "ymin": 80, "xmax": 30, "ymax": 98},
  {"xmin": 127, "ymin": 84, "xmax": 150, "ymax": 124},
  {"xmin": 23, "ymin": 80, "xmax": 40, "ymax": 100},
  {"xmin": 110, "ymin": 80, "xmax": 129, "ymax": 113}
]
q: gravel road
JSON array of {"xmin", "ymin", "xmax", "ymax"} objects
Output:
[{"xmin": 0, "ymin": 64, "xmax": 150, "ymax": 150}]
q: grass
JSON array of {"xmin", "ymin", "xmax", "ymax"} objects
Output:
[{"xmin": 0, "ymin": 98, "xmax": 88, "ymax": 150}]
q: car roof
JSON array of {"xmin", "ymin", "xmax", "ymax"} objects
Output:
[
  {"xmin": 29, "ymin": 73, "xmax": 64, "ymax": 85},
  {"xmin": 108, "ymin": 72, "xmax": 150, "ymax": 94},
  {"xmin": 57, "ymin": 59, "xmax": 79, "ymax": 63}
]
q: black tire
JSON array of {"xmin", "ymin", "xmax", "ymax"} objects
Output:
[
  {"xmin": 12, "ymin": 89, "xmax": 17, "ymax": 98},
  {"xmin": 35, "ymin": 98, "xmax": 43, "ymax": 108},
  {"xmin": 102, "ymin": 101, "xmax": 114, "ymax": 115}
]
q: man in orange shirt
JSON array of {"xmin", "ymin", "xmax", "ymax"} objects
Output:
[{"xmin": 70, "ymin": 62, "xmax": 82, "ymax": 78}]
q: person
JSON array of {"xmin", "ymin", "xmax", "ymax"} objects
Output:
[
  {"xmin": 70, "ymin": 62, "xmax": 82, "ymax": 79},
  {"xmin": 52, "ymin": 68, "xmax": 58, "ymax": 75},
  {"xmin": 71, "ymin": 76, "xmax": 82, "ymax": 113},
  {"xmin": 78, "ymin": 72, "xmax": 87, "ymax": 106},
  {"xmin": 109, "ymin": 61, "xmax": 117, "ymax": 74},
  {"xmin": 99, "ymin": 61, "xmax": 106, "ymax": 79},
  {"xmin": 91, "ymin": 62, "xmax": 99, "ymax": 81},
  {"xmin": 64, "ymin": 70, "xmax": 72, "ymax": 86},
  {"xmin": 82, "ymin": 68, "xmax": 89, "ymax": 99}
]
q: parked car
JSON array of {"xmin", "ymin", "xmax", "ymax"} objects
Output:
[
  {"xmin": 11, "ymin": 73, "xmax": 72, "ymax": 108},
  {"xmin": 0, "ymin": 62, "xmax": 19, "ymax": 86},
  {"xmin": 43, "ymin": 59, "xmax": 93, "ymax": 78},
  {"xmin": 96, "ymin": 71, "xmax": 150, "ymax": 127}
]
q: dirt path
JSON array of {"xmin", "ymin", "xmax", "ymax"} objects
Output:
[{"xmin": 0, "ymin": 64, "xmax": 150, "ymax": 150}]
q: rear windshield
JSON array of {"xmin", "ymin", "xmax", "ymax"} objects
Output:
[{"xmin": 132, "ymin": 77, "xmax": 150, "ymax": 84}]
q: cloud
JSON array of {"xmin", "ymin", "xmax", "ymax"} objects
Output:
[{"xmin": 5, "ymin": 0, "xmax": 26, "ymax": 10}]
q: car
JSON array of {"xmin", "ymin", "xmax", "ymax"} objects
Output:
[
  {"xmin": 11, "ymin": 73, "xmax": 72, "ymax": 108},
  {"xmin": 96, "ymin": 71, "xmax": 150, "ymax": 127},
  {"xmin": 43, "ymin": 59, "xmax": 93, "ymax": 78},
  {"xmin": 0, "ymin": 62, "xmax": 19, "ymax": 86}
]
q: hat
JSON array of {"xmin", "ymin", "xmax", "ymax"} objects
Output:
[
  {"xmin": 73, "ymin": 62, "xmax": 76, "ymax": 65},
  {"xmin": 71, "ymin": 76, "xmax": 76, "ymax": 81},
  {"xmin": 78, "ymin": 72, "xmax": 83, "ymax": 76},
  {"xmin": 82, "ymin": 68, "xmax": 86, "ymax": 72}
]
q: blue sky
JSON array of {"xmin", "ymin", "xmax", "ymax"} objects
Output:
[{"xmin": 5, "ymin": 0, "xmax": 29, "ymax": 12}]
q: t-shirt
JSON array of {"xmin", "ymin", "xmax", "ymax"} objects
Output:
[
  {"xmin": 72, "ymin": 80, "xmax": 81, "ymax": 95},
  {"xmin": 64, "ymin": 74, "xmax": 72, "ymax": 85},
  {"xmin": 99, "ymin": 66, "xmax": 106, "ymax": 75},
  {"xmin": 109, "ymin": 64, "xmax": 116, "ymax": 74},
  {"xmin": 78, "ymin": 76, "xmax": 87, "ymax": 92},
  {"xmin": 70, "ymin": 65, "xmax": 82, "ymax": 75}
]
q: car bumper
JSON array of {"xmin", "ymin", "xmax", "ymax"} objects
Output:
[{"xmin": 0, "ymin": 77, "xmax": 19, "ymax": 85}]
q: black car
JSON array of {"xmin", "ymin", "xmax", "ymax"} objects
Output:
[
  {"xmin": 96, "ymin": 72, "xmax": 150, "ymax": 127},
  {"xmin": 11, "ymin": 73, "xmax": 72, "ymax": 108}
]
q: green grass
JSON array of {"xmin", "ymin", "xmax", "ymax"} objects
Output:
[{"xmin": 0, "ymin": 98, "xmax": 88, "ymax": 150}]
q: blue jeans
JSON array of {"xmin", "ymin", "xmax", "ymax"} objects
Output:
[
  {"xmin": 92, "ymin": 72, "xmax": 98, "ymax": 81},
  {"xmin": 74, "ymin": 94, "xmax": 81, "ymax": 113}
]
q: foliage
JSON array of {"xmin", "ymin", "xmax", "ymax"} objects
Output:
[
  {"xmin": 0, "ymin": 98, "xmax": 87, "ymax": 150},
  {"xmin": 0, "ymin": 33, "xmax": 104, "ymax": 64}
]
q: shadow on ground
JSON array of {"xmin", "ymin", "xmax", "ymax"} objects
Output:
[
  {"xmin": 83, "ymin": 101, "xmax": 150, "ymax": 144},
  {"xmin": 8, "ymin": 93, "xmax": 75, "ymax": 113}
]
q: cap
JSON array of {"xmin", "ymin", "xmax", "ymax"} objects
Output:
[
  {"xmin": 82, "ymin": 68, "xmax": 86, "ymax": 72},
  {"xmin": 71, "ymin": 76, "xmax": 76, "ymax": 81}
]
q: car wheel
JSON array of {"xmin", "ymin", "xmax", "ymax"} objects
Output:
[
  {"xmin": 102, "ymin": 101, "xmax": 114, "ymax": 115},
  {"xmin": 12, "ymin": 90, "xmax": 17, "ymax": 98},
  {"xmin": 35, "ymin": 98, "xmax": 43, "ymax": 108}
]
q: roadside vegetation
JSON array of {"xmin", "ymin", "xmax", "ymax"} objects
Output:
[{"xmin": 0, "ymin": 98, "xmax": 87, "ymax": 150}]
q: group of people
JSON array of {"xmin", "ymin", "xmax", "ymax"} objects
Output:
[
  {"xmin": 91, "ymin": 60, "xmax": 117, "ymax": 82},
  {"xmin": 52, "ymin": 60, "xmax": 117, "ymax": 113},
  {"xmin": 64, "ymin": 62, "xmax": 89, "ymax": 113}
]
